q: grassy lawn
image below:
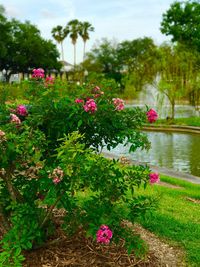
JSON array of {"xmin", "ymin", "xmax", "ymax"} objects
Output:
[
  {"xmin": 137, "ymin": 175, "xmax": 200, "ymax": 266},
  {"xmin": 153, "ymin": 117, "xmax": 200, "ymax": 127},
  {"xmin": 78, "ymin": 174, "xmax": 200, "ymax": 266}
]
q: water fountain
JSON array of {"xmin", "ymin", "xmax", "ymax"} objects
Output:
[{"xmin": 125, "ymin": 82, "xmax": 198, "ymax": 118}]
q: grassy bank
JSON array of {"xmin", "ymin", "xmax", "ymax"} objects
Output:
[
  {"xmin": 154, "ymin": 117, "xmax": 200, "ymax": 127},
  {"xmin": 137, "ymin": 175, "xmax": 200, "ymax": 266}
]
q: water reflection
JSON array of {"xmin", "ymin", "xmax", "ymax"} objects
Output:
[{"xmin": 107, "ymin": 131, "xmax": 200, "ymax": 177}]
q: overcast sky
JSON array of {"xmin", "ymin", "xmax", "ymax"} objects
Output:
[{"xmin": 0, "ymin": 0, "xmax": 175, "ymax": 64}]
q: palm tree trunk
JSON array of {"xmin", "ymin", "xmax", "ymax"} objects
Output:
[
  {"xmin": 74, "ymin": 44, "xmax": 76, "ymax": 68},
  {"xmin": 83, "ymin": 41, "xmax": 86, "ymax": 62},
  {"xmin": 61, "ymin": 42, "xmax": 64, "ymax": 61}
]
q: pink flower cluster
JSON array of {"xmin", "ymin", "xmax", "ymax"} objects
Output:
[
  {"xmin": 83, "ymin": 99, "xmax": 97, "ymax": 113},
  {"xmin": 93, "ymin": 86, "xmax": 101, "ymax": 92},
  {"xmin": 75, "ymin": 98, "xmax": 84, "ymax": 104},
  {"xmin": 49, "ymin": 166, "xmax": 64, "ymax": 184},
  {"xmin": 146, "ymin": 109, "xmax": 158, "ymax": 123},
  {"xmin": 92, "ymin": 86, "xmax": 104, "ymax": 98},
  {"xmin": 149, "ymin": 173, "xmax": 160, "ymax": 184},
  {"xmin": 112, "ymin": 98, "xmax": 124, "ymax": 111},
  {"xmin": 96, "ymin": 225, "xmax": 113, "ymax": 244},
  {"xmin": 45, "ymin": 76, "xmax": 54, "ymax": 86},
  {"xmin": 0, "ymin": 130, "xmax": 6, "ymax": 141},
  {"xmin": 0, "ymin": 130, "xmax": 5, "ymax": 137},
  {"xmin": 32, "ymin": 68, "xmax": 45, "ymax": 79},
  {"xmin": 17, "ymin": 105, "xmax": 28, "ymax": 116},
  {"xmin": 10, "ymin": 114, "xmax": 21, "ymax": 125}
]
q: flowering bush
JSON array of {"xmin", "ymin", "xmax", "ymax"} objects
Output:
[
  {"xmin": 149, "ymin": 172, "xmax": 160, "ymax": 184},
  {"xmin": 45, "ymin": 76, "xmax": 54, "ymax": 87},
  {"xmin": 75, "ymin": 98, "xmax": 84, "ymax": 103},
  {"xmin": 0, "ymin": 69, "xmax": 159, "ymax": 266},
  {"xmin": 0, "ymin": 130, "xmax": 5, "ymax": 137},
  {"xmin": 113, "ymin": 97, "xmax": 125, "ymax": 111},
  {"xmin": 48, "ymin": 166, "xmax": 64, "ymax": 184},
  {"xmin": 10, "ymin": 113, "xmax": 21, "ymax": 124},
  {"xmin": 83, "ymin": 98, "xmax": 97, "ymax": 113},
  {"xmin": 96, "ymin": 225, "xmax": 113, "ymax": 244},
  {"xmin": 146, "ymin": 108, "xmax": 158, "ymax": 123},
  {"xmin": 32, "ymin": 68, "xmax": 45, "ymax": 79},
  {"xmin": 16, "ymin": 105, "xmax": 28, "ymax": 117}
]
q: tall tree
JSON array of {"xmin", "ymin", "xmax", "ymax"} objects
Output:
[
  {"xmin": 157, "ymin": 43, "xmax": 199, "ymax": 119},
  {"xmin": 79, "ymin": 21, "xmax": 94, "ymax": 62},
  {"xmin": 85, "ymin": 38, "xmax": 121, "ymax": 79},
  {"xmin": 51, "ymin": 25, "xmax": 69, "ymax": 61},
  {"xmin": 67, "ymin": 19, "xmax": 80, "ymax": 67},
  {"xmin": 0, "ymin": 5, "xmax": 11, "ymax": 71},
  {"xmin": 0, "ymin": 18, "xmax": 61, "ymax": 80},
  {"xmin": 117, "ymin": 38, "xmax": 159, "ymax": 92},
  {"xmin": 161, "ymin": 1, "xmax": 200, "ymax": 51}
]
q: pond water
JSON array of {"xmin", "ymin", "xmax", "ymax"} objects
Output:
[{"xmin": 106, "ymin": 131, "xmax": 200, "ymax": 177}]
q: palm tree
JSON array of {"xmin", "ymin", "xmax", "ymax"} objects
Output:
[
  {"xmin": 51, "ymin": 25, "xmax": 69, "ymax": 62},
  {"xmin": 79, "ymin": 21, "xmax": 94, "ymax": 62},
  {"xmin": 67, "ymin": 19, "xmax": 80, "ymax": 67}
]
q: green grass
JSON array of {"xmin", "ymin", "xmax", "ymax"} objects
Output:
[
  {"xmin": 154, "ymin": 117, "xmax": 200, "ymax": 127},
  {"xmin": 137, "ymin": 175, "xmax": 200, "ymax": 266},
  {"xmin": 78, "ymin": 175, "xmax": 200, "ymax": 265}
]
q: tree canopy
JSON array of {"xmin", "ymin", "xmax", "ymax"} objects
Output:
[
  {"xmin": 161, "ymin": 1, "xmax": 200, "ymax": 50},
  {"xmin": 0, "ymin": 7, "xmax": 61, "ymax": 76}
]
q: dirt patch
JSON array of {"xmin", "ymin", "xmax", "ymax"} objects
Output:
[
  {"xmin": 132, "ymin": 223, "xmax": 185, "ymax": 267},
  {"xmin": 185, "ymin": 197, "xmax": 200, "ymax": 204},
  {"xmin": 158, "ymin": 181, "xmax": 183, "ymax": 189}
]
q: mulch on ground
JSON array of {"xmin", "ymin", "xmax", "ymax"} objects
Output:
[
  {"xmin": 23, "ymin": 220, "xmax": 184, "ymax": 267},
  {"xmin": 0, "ymin": 212, "xmax": 185, "ymax": 267}
]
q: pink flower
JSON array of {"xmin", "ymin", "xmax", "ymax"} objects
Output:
[
  {"xmin": 92, "ymin": 86, "xmax": 104, "ymax": 97},
  {"xmin": 0, "ymin": 130, "xmax": 5, "ymax": 137},
  {"xmin": 45, "ymin": 76, "xmax": 54, "ymax": 86},
  {"xmin": 83, "ymin": 99, "xmax": 97, "ymax": 113},
  {"xmin": 113, "ymin": 98, "xmax": 124, "ymax": 111},
  {"xmin": 17, "ymin": 105, "xmax": 28, "ymax": 116},
  {"xmin": 32, "ymin": 68, "xmax": 45, "ymax": 79},
  {"xmin": 37, "ymin": 192, "xmax": 45, "ymax": 200},
  {"xmin": 75, "ymin": 98, "xmax": 84, "ymax": 104},
  {"xmin": 94, "ymin": 94, "xmax": 101, "ymax": 98},
  {"xmin": 96, "ymin": 225, "xmax": 113, "ymax": 244},
  {"xmin": 146, "ymin": 109, "xmax": 158, "ymax": 123},
  {"xmin": 49, "ymin": 166, "xmax": 64, "ymax": 184},
  {"xmin": 149, "ymin": 173, "xmax": 160, "ymax": 184},
  {"xmin": 10, "ymin": 114, "xmax": 21, "ymax": 125},
  {"xmin": 53, "ymin": 177, "xmax": 61, "ymax": 184},
  {"xmin": 93, "ymin": 86, "xmax": 101, "ymax": 92}
]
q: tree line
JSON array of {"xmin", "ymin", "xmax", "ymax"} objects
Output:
[
  {"xmin": 0, "ymin": 5, "xmax": 94, "ymax": 81},
  {"xmin": 82, "ymin": 1, "xmax": 200, "ymax": 118},
  {"xmin": 0, "ymin": 5, "xmax": 61, "ymax": 81},
  {"xmin": 1, "ymin": 0, "xmax": 200, "ymax": 118}
]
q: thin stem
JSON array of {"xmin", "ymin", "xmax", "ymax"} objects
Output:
[
  {"xmin": 0, "ymin": 204, "xmax": 10, "ymax": 232},
  {"xmin": 40, "ymin": 192, "xmax": 64, "ymax": 229},
  {"xmin": 0, "ymin": 169, "xmax": 17, "ymax": 202}
]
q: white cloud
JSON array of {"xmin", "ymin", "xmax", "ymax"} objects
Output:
[
  {"xmin": 4, "ymin": 4, "xmax": 23, "ymax": 18},
  {"xmin": 40, "ymin": 9, "xmax": 58, "ymax": 19}
]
